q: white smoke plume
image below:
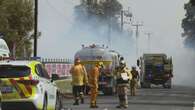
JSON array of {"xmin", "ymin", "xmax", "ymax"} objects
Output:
[{"xmin": 38, "ymin": 0, "xmax": 195, "ymax": 87}]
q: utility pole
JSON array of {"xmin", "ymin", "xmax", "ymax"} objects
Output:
[
  {"xmin": 132, "ymin": 22, "xmax": 143, "ymax": 57},
  {"xmin": 121, "ymin": 10, "xmax": 124, "ymax": 32},
  {"xmin": 145, "ymin": 32, "xmax": 152, "ymax": 53},
  {"xmin": 108, "ymin": 18, "xmax": 111, "ymax": 47},
  {"xmin": 34, "ymin": 0, "xmax": 38, "ymax": 57},
  {"xmin": 121, "ymin": 7, "xmax": 132, "ymax": 32},
  {"xmin": 106, "ymin": 3, "xmax": 112, "ymax": 48}
]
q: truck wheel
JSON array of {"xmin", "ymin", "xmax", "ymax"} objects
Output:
[
  {"xmin": 167, "ymin": 85, "xmax": 172, "ymax": 89},
  {"xmin": 141, "ymin": 82, "xmax": 151, "ymax": 88},
  {"xmin": 163, "ymin": 79, "xmax": 172, "ymax": 89},
  {"xmin": 167, "ymin": 79, "xmax": 172, "ymax": 89},
  {"xmin": 103, "ymin": 87, "xmax": 113, "ymax": 95},
  {"xmin": 140, "ymin": 82, "xmax": 144, "ymax": 88},
  {"xmin": 163, "ymin": 84, "xmax": 171, "ymax": 88},
  {"xmin": 146, "ymin": 83, "xmax": 151, "ymax": 88}
]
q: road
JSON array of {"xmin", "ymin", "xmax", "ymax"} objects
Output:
[{"xmin": 62, "ymin": 85, "xmax": 195, "ymax": 110}]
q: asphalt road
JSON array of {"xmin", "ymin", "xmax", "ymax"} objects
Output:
[{"xmin": 62, "ymin": 85, "xmax": 195, "ymax": 110}]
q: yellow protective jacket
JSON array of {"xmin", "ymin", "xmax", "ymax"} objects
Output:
[
  {"xmin": 70, "ymin": 64, "xmax": 88, "ymax": 86},
  {"xmin": 88, "ymin": 66, "xmax": 100, "ymax": 88},
  {"xmin": 114, "ymin": 67, "xmax": 132, "ymax": 86}
]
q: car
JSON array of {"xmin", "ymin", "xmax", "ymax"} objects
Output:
[{"xmin": 0, "ymin": 60, "xmax": 62, "ymax": 110}]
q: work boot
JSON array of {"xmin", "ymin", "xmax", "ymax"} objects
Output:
[
  {"xmin": 73, "ymin": 99, "xmax": 79, "ymax": 105},
  {"xmin": 90, "ymin": 103, "xmax": 98, "ymax": 108},
  {"xmin": 81, "ymin": 98, "xmax": 84, "ymax": 104},
  {"xmin": 90, "ymin": 103, "xmax": 94, "ymax": 108},
  {"xmin": 94, "ymin": 101, "xmax": 99, "ymax": 108},
  {"xmin": 94, "ymin": 104, "xmax": 98, "ymax": 108},
  {"xmin": 116, "ymin": 105, "xmax": 122, "ymax": 108},
  {"xmin": 90, "ymin": 105, "xmax": 98, "ymax": 108},
  {"xmin": 123, "ymin": 105, "xmax": 128, "ymax": 109}
]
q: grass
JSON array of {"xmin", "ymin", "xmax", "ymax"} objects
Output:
[{"xmin": 54, "ymin": 78, "xmax": 72, "ymax": 94}]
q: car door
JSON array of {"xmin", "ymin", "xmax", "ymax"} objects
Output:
[{"xmin": 35, "ymin": 64, "xmax": 57, "ymax": 108}]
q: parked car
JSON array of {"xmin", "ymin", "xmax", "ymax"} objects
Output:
[{"xmin": 0, "ymin": 60, "xmax": 62, "ymax": 110}]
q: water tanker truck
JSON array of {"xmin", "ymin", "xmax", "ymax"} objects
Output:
[
  {"xmin": 75, "ymin": 44, "xmax": 120, "ymax": 95},
  {"xmin": 137, "ymin": 53, "xmax": 173, "ymax": 88}
]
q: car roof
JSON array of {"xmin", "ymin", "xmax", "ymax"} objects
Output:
[{"xmin": 0, "ymin": 60, "xmax": 41, "ymax": 67}]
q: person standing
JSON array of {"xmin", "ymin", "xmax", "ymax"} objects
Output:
[
  {"xmin": 88, "ymin": 62, "xmax": 101, "ymax": 108},
  {"xmin": 114, "ymin": 61, "xmax": 132, "ymax": 109},
  {"xmin": 70, "ymin": 58, "xmax": 88, "ymax": 105},
  {"xmin": 130, "ymin": 66, "xmax": 139, "ymax": 96}
]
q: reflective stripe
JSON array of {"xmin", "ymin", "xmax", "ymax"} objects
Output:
[
  {"xmin": 9, "ymin": 79, "xmax": 25, "ymax": 98},
  {"xmin": 9, "ymin": 78, "xmax": 33, "ymax": 98},
  {"xmin": 17, "ymin": 84, "xmax": 31, "ymax": 97}
]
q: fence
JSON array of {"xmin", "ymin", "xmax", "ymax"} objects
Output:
[{"xmin": 41, "ymin": 58, "xmax": 73, "ymax": 78}]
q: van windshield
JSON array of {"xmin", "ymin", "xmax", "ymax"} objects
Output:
[{"xmin": 0, "ymin": 65, "xmax": 30, "ymax": 78}]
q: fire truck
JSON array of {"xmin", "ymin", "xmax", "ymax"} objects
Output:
[
  {"xmin": 75, "ymin": 44, "xmax": 120, "ymax": 95},
  {"xmin": 137, "ymin": 53, "xmax": 173, "ymax": 88}
]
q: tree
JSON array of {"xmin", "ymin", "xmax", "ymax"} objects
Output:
[
  {"xmin": 190, "ymin": 0, "xmax": 195, "ymax": 6},
  {"xmin": 182, "ymin": 0, "xmax": 195, "ymax": 48},
  {"xmin": 0, "ymin": 0, "xmax": 34, "ymax": 58},
  {"xmin": 75, "ymin": 0, "xmax": 122, "ymax": 32}
]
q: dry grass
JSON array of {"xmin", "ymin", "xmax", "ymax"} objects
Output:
[{"xmin": 54, "ymin": 78, "xmax": 72, "ymax": 94}]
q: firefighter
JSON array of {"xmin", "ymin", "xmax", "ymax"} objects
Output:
[
  {"xmin": 115, "ymin": 61, "xmax": 132, "ymax": 108},
  {"xmin": 130, "ymin": 66, "xmax": 139, "ymax": 96},
  {"xmin": 70, "ymin": 58, "xmax": 88, "ymax": 105},
  {"xmin": 88, "ymin": 62, "xmax": 101, "ymax": 108}
]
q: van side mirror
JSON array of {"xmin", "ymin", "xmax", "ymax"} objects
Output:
[
  {"xmin": 137, "ymin": 60, "xmax": 140, "ymax": 66},
  {"xmin": 51, "ymin": 74, "xmax": 60, "ymax": 82}
]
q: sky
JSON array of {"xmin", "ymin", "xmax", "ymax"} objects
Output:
[
  {"xmin": 38, "ymin": 0, "xmax": 195, "ymax": 86},
  {"xmin": 38, "ymin": 0, "xmax": 188, "ymax": 57}
]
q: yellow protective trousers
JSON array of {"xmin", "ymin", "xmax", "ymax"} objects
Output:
[
  {"xmin": 130, "ymin": 79, "xmax": 138, "ymax": 96},
  {"xmin": 90, "ymin": 87, "xmax": 98, "ymax": 105},
  {"xmin": 117, "ymin": 86, "xmax": 128, "ymax": 107}
]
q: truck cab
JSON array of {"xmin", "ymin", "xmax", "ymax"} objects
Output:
[{"xmin": 137, "ymin": 53, "xmax": 173, "ymax": 88}]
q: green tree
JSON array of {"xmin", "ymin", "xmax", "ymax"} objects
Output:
[
  {"xmin": 75, "ymin": 0, "xmax": 122, "ymax": 31},
  {"xmin": 182, "ymin": 0, "xmax": 195, "ymax": 48},
  {"xmin": 0, "ymin": 0, "xmax": 34, "ymax": 58}
]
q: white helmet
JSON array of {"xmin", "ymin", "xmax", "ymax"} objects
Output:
[{"xmin": 120, "ymin": 60, "xmax": 126, "ymax": 67}]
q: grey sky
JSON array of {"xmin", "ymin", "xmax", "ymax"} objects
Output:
[
  {"xmin": 38, "ymin": 0, "xmax": 188, "ymax": 57},
  {"xmin": 38, "ymin": 0, "xmax": 194, "ymax": 86}
]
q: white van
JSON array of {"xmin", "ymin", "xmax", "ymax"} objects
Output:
[{"xmin": 0, "ymin": 38, "xmax": 10, "ymax": 57}]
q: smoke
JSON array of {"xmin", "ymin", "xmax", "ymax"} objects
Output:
[
  {"xmin": 67, "ymin": 0, "xmax": 136, "ymax": 66},
  {"xmin": 122, "ymin": 0, "xmax": 195, "ymax": 87},
  {"xmin": 38, "ymin": 0, "xmax": 195, "ymax": 87}
]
